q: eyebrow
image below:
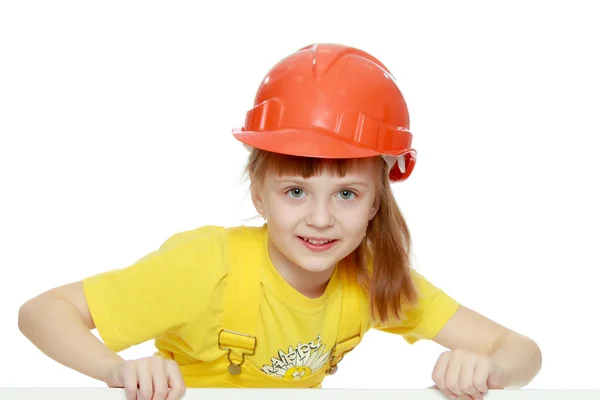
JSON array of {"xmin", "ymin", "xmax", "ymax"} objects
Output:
[{"xmin": 273, "ymin": 178, "xmax": 370, "ymax": 188}]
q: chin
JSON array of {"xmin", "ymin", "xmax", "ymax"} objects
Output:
[
  {"xmin": 289, "ymin": 251, "xmax": 344, "ymax": 273},
  {"xmin": 295, "ymin": 260, "xmax": 337, "ymax": 274}
]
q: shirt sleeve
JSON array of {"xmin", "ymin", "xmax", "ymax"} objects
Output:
[
  {"xmin": 82, "ymin": 226, "xmax": 227, "ymax": 352},
  {"xmin": 373, "ymin": 269, "xmax": 461, "ymax": 344}
]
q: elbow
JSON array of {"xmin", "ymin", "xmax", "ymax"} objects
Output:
[
  {"xmin": 18, "ymin": 294, "xmax": 50, "ymax": 337},
  {"xmin": 495, "ymin": 332, "xmax": 543, "ymax": 388},
  {"xmin": 516, "ymin": 333, "xmax": 543, "ymax": 370},
  {"xmin": 515, "ymin": 334, "xmax": 543, "ymax": 387},
  {"xmin": 18, "ymin": 299, "xmax": 37, "ymax": 337},
  {"xmin": 529, "ymin": 336, "xmax": 543, "ymax": 374}
]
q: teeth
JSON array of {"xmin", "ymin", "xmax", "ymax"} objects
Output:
[{"xmin": 303, "ymin": 237, "xmax": 332, "ymax": 245}]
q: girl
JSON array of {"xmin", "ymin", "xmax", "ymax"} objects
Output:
[{"xmin": 18, "ymin": 43, "xmax": 542, "ymax": 400}]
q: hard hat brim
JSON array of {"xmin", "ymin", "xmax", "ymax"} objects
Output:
[{"xmin": 232, "ymin": 128, "xmax": 385, "ymax": 159}]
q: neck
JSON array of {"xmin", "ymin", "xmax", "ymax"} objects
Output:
[{"xmin": 267, "ymin": 239, "xmax": 335, "ymax": 299}]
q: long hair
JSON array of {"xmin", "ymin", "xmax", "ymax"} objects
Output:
[{"xmin": 243, "ymin": 148, "xmax": 418, "ymax": 323}]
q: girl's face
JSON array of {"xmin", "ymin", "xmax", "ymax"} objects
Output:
[{"xmin": 251, "ymin": 162, "xmax": 380, "ymax": 275}]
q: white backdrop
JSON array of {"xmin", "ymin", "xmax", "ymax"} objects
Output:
[{"xmin": 1, "ymin": 0, "xmax": 598, "ymax": 390}]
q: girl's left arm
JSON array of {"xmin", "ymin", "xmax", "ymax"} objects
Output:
[{"xmin": 430, "ymin": 305, "xmax": 542, "ymax": 398}]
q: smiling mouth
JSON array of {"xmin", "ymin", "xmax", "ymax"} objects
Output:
[{"xmin": 298, "ymin": 237, "xmax": 337, "ymax": 245}]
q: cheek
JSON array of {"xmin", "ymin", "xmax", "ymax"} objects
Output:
[
  {"xmin": 265, "ymin": 202, "xmax": 298, "ymax": 232},
  {"xmin": 267, "ymin": 197, "xmax": 303, "ymax": 221},
  {"xmin": 269, "ymin": 209, "xmax": 296, "ymax": 227},
  {"xmin": 338, "ymin": 204, "xmax": 371, "ymax": 228}
]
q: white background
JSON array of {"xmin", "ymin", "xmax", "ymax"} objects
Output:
[{"xmin": 1, "ymin": 0, "xmax": 599, "ymax": 390}]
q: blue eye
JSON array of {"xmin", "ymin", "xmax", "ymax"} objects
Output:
[
  {"xmin": 287, "ymin": 188, "xmax": 305, "ymax": 198},
  {"xmin": 286, "ymin": 188, "xmax": 356, "ymax": 200},
  {"xmin": 338, "ymin": 190, "xmax": 355, "ymax": 200}
]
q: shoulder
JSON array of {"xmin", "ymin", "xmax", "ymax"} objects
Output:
[
  {"xmin": 371, "ymin": 268, "xmax": 460, "ymax": 342},
  {"xmin": 151, "ymin": 225, "xmax": 231, "ymax": 270},
  {"xmin": 154, "ymin": 224, "xmax": 267, "ymax": 271},
  {"xmin": 408, "ymin": 268, "xmax": 446, "ymax": 297},
  {"xmin": 158, "ymin": 225, "xmax": 228, "ymax": 251},
  {"xmin": 114, "ymin": 225, "xmax": 230, "ymax": 278},
  {"xmin": 159, "ymin": 224, "xmax": 265, "ymax": 249},
  {"xmin": 403, "ymin": 268, "xmax": 460, "ymax": 315}
]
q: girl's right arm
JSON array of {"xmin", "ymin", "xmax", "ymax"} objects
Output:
[
  {"xmin": 18, "ymin": 281, "xmax": 186, "ymax": 400},
  {"xmin": 18, "ymin": 280, "xmax": 124, "ymax": 383},
  {"xmin": 18, "ymin": 228, "xmax": 223, "ymax": 398}
]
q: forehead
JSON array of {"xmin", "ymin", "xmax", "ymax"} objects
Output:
[
  {"xmin": 270, "ymin": 155, "xmax": 378, "ymax": 177},
  {"xmin": 268, "ymin": 158, "xmax": 378, "ymax": 182}
]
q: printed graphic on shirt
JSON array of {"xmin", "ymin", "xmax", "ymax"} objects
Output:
[{"xmin": 261, "ymin": 335, "xmax": 330, "ymax": 379}]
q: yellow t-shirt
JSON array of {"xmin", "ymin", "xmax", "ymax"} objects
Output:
[{"xmin": 83, "ymin": 224, "xmax": 459, "ymax": 384}]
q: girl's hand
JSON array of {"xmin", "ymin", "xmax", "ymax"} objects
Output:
[
  {"xmin": 104, "ymin": 355, "xmax": 186, "ymax": 400},
  {"xmin": 431, "ymin": 349, "xmax": 508, "ymax": 400}
]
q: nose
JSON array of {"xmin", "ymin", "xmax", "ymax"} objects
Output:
[{"xmin": 306, "ymin": 199, "xmax": 335, "ymax": 228}]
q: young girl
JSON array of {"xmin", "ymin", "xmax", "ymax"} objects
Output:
[{"xmin": 18, "ymin": 43, "xmax": 542, "ymax": 400}]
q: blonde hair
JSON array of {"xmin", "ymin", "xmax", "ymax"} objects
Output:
[{"xmin": 243, "ymin": 148, "xmax": 417, "ymax": 323}]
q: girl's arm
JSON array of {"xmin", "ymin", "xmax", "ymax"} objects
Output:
[
  {"xmin": 431, "ymin": 305, "xmax": 542, "ymax": 393},
  {"xmin": 18, "ymin": 281, "xmax": 124, "ymax": 383}
]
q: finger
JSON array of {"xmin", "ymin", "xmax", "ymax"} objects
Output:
[
  {"xmin": 473, "ymin": 359, "xmax": 492, "ymax": 394},
  {"xmin": 432, "ymin": 352, "xmax": 456, "ymax": 400},
  {"xmin": 445, "ymin": 352, "xmax": 464, "ymax": 398},
  {"xmin": 432, "ymin": 385, "xmax": 457, "ymax": 400},
  {"xmin": 122, "ymin": 365, "xmax": 138, "ymax": 400},
  {"xmin": 151, "ymin": 357, "xmax": 169, "ymax": 400},
  {"xmin": 459, "ymin": 355, "xmax": 479, "ymax": 397},
  {"xmin": 165, "ymin": 360, "xmax": 186, "ymax": 400},
  {"xmin": 137, "ymin": 360, "xmax": 153, "ymax": 400}
]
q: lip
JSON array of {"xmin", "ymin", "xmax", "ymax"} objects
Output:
[
  {"xmin": 298, "ymin": 236, "xmax": 336, "ymax": 241},
  {"xmin": 297, "ymin": 236, "xmax": 338, "ymax": 252}
]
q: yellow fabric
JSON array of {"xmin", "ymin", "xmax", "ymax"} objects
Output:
[
  {"xmin": 82, "ymin": 224, "xmax": 460, "ymax": 388},
  {"xmin": 219, "ymin": 227, "xmax": 261, "ymax": 357},
  {"xmin": 373, "ymin": 269, "xmax": 461, "ymax": 343}
]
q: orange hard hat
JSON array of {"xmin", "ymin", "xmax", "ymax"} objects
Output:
[{"xmin": 232, "ymin": 43, "xmax": 416, "ymax": 182}]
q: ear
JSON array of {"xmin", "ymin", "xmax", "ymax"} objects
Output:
[
  {"xmin": 250, "ymin": 180, "xmax": 265, "ymax": 215},
  {"xmin": 369, "ymin": 195, "xmax": 381, "ymax": 221}
]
